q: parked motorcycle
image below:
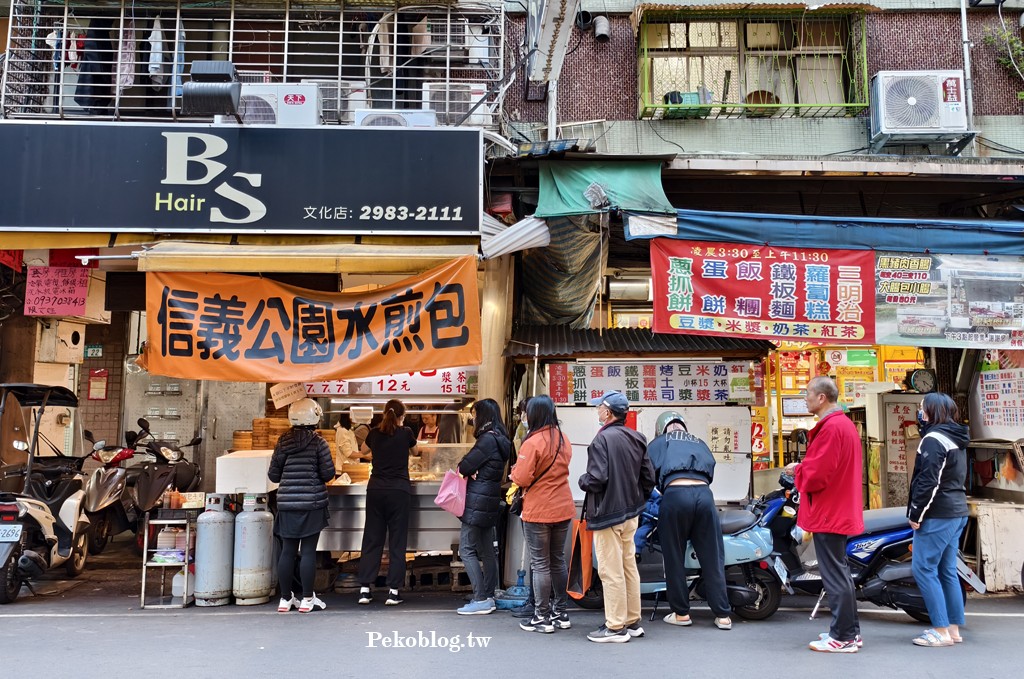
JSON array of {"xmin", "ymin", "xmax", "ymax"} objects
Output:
[
  {"xmin": 129, "ymin": 418, "xmax": 202, "ymax": 552},
  {"xmin": 575, "ymin": 489, "xmax": 783, "ymax": 620},
  {"xmin": 0, "ymin": 384, "xmax": 92, "ymax": 604},
  {"xmin": 82, "ymin": 431, "xmax": 139, "ymax": 555},
  {"xmin": 755, "ymin": 472, "xmax": 986, "ymax": 623}
]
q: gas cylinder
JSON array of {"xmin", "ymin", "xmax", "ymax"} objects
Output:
[
  {"xmin": 232, "ymin": 494, "xmax": 275, "ymax": 605},
  {"xmin": 195, "ymin": 494, "xmax": 235, "ymax": 607}
]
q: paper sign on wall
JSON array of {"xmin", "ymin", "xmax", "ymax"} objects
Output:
[
  {"xmin": 23, "ymin": 266, "xmax": 89, "ymax": 316},
  {"xmin": 270, "ymin": 382, "xmax": 308, "ymax": 409}
]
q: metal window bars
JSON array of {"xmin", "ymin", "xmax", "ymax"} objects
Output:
[
  {"xmin": 1, "ymin": 0, "xmax": 505, "ymax": 129},
  {"xmin": 637, "ymin": 12, "xmax": 869, "ymax": 120}
]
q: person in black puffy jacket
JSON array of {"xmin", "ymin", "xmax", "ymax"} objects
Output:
[
  {"xmin": 267, "ymin": 399, "xmax": 335, "ymax": 613},
  {"xmin": 454, "ymin": 398, "xmax": 511, "ymax": 615}
]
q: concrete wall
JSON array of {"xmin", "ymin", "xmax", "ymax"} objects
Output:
[{"xmin": 77, "ymin": 312, "xmax": 128, "ymax": 449}]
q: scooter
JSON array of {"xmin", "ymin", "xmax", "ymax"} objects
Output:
[
  {"xmin": 755, "ymin": 472, "xmax": 986, "ymax": 623},
  {"xmin": 82, "ymin": 431, "xmax": 139, "ymax": 555},
  {"xmin": 129, "ymin": 418, "xmax": 202, "ymax": 552},
  {"xmin": 575, "ymin": 489, "xmax": 783, "ymax": 621},
  {"xmin": 0, "ymin": 384, "xmax": 92, "ymax": 604}
]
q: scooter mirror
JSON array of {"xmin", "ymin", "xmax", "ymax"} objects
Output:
[
  {"xmin": 84, "ymin": 429, "xmax": 95, "ymax": 443},
  {"xmin": 93, "ymin": 440, "xmax": 107, "ymax": 451},
  {"xmin": 125, "ymin": 431, "xmax": 138, "ymax": 447},
  {"xmin": 186, "ymin": 436, "xmax": 202, "ymax": 447},
  {"xmin": 138, "ymin": 418, "xmax": 151, "ymax": 430}
]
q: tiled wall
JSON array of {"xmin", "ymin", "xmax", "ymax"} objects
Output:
[
  {"xmin": 77, "ymin": 312, "xmax": 128, "ymax": 447},
  {"xmin": 504, "ymin": 11, "xmax": 1024, "ymax": 123},
  {"xmin": 867, "ymin": 12, "xmax": 1024, "ymax": 117}
]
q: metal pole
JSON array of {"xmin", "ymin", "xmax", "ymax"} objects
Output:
[
  {"xmin": 532, "ymin": 343, "xmax": 539, "ymax": 397},
  {"xmin": 959, "ymin": 0, "xmax": 975, "ymax": 152}
]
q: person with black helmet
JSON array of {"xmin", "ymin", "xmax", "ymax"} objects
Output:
[
  {"xmin": 268, "ymin": 398, "xmax": 335, "ymax": 613},
  {"xmin": 646, "ymin": 411, "xmax": 732, "ymax": 631}
]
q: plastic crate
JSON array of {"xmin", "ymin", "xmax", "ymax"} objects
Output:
[{"xmin": 663, "ymin": 91, "xmax": 710, "ymax": 119}]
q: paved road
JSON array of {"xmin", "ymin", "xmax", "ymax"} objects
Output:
[{"xmin": 2, "ymin": 559, "xmax": 1021, "ymax": 679}]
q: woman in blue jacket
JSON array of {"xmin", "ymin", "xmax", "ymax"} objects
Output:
[{"xmin": 907, "ymin": 392, "xmax": 970, "ymax": 648}]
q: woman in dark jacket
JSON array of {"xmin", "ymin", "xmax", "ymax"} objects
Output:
[
  {"xmin": 267, "ymin": 398, "xmax": 335, "ymax": 613},
  {"xmin": 454, "ymin": 398, "xmax": 511, "ymax": 615},
  {"xmin": 907, "ymin": 392, "xmax": 970, "ymax": 648},
  {"xmin": 356, "ymin": 398, "xmax": 419, "ymax": 606}
]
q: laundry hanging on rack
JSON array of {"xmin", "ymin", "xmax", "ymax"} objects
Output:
[
  {"xmin": 148, "ymin": 17, "xmax": 167, "ymax": 86},
  {"xmin": 118, "ymin": 19, "xmax": 137, "ymax": 92},
  {"xmin": 172, "ymin": 28, "xmax": 187, "ymax": 99},
  {"xmin": 73, "ymin": 18, "xmax": 117, "ymax": 113}
]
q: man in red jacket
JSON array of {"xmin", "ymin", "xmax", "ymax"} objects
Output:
[{"xmin": 789, "ymin": 376, "xmax": 864, "ymax": 653}]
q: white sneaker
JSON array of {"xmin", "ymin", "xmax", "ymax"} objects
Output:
[
  {"xmin": 299, "ymin": 594, "xmax": 326, "ymax": 613},
  {"xmin": 278, "ymin": 595, "xmax": 299, "ymax": 613}
]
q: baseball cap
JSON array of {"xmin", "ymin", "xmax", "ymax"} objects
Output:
[{"xmin": 588, "ymin": 391, "xmax": 629, "ymax": 414}]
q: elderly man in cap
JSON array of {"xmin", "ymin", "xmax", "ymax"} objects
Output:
[{"xmin": 579, "ymin": 391, "xmax": 656, "ymax": 643}]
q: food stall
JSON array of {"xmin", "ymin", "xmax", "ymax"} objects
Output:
[{"xmin": 303, "ymin": 368, "xmax": 478, "ymax": 552}]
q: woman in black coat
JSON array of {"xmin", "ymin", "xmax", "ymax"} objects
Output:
[
  {"xmin": 267, "ymin": 398, "xmax": 335, "ymax": 614},
  {"xmin": 454, "ymin": 398, "xmax": 511, "ymax": 615}
]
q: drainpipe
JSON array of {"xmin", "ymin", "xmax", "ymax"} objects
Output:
[
  {"xmin": 547, "ymin": 80, "xmax": 558, "ymax": 141},
  {"xmin": 960, "ymin": 0, "xmax": 976, "ymax": 153}
]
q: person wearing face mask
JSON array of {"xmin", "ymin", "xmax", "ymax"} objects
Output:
[
  {"xmin": 906, "ymin": 392, "xmax": 970, "ymax": 648},
  {"xmin": 579, "ymin": 391, "xmax": 656, "ymax": 643}
]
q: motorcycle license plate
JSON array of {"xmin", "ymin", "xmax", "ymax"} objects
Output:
[
  {"xmin": 0, "ymin": 524, "xmax": 23, "ymax": 542},
  {"xmin": 772, "ymin": 556, "xmax": 789, "ymax": 584}
]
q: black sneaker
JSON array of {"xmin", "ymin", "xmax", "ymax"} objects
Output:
[
  {"xmin": 519, "ymin": 616, "xmax": 555, "ymax": 634},
  {"xmin": 587, "ymin": 625, "xmax": 630, "ymax": 644},
  {"xmin": 626, "ymin": 621, "xmax": 645, "ymax": 638},
  {"xmin": 357, "ymin": 587, "xmax": 372, "ymax": 605},
  {"xmin": 509, "ymin": 602, "xmax": 535, "ymax": 618},
  {"xmin": 385, "ymin": 589, "xmax": 403, "ymax": 606},
  {"xmin": 551, "ymin": 612, "xmax": 571, "ymax": 629}
]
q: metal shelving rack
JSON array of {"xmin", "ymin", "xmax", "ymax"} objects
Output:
[{"xmin": 140, "ymin": 516, "xmax": 195, "ymax": 609}]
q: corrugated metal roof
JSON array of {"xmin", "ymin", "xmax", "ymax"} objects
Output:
[{"xmin": 506, "ymin": 325, "xmax": 774, "ymax": 359}]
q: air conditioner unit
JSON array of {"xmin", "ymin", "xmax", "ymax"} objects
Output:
[
  {"xmin": 219, "ymin": 84, "xmax": 321, "ymax": 126},
  {"xmin": 870, "ymin": 70, "xmax": 968, "ymax": 139},
  {"xmin": 237, "ymin": 70, "xmax": 277, "ymax": 84},
  {"xmin": 301, "ymin": 79, "xmax": 367, "ymax": 124},
  {"xmin": 425, "ymin": 17, "xmax": 470, "ymax": 59},
  {"xmin": 354, "ymin": 109, "xmax": 438, "ymax": 127},
  {"xmin": 422, "ymin": 81, "xmax": 489, "ymax": 126}
]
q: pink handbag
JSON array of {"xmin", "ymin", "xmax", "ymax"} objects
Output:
[{"xmin": 433, "ymin": 469, "xmax": 467, "ymax": 518}]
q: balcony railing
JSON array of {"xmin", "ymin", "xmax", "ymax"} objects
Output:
[
  {"xmin": 637, "ymin": 10, "xmax": 869, "ymax": 120},
  {"xmin": 1, "ymin": 0, "xmax": 505, "ymax": 129}
]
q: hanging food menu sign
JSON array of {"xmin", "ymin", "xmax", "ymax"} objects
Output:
[
  {"xmin": 304, "ymin": 367, "xmax": 478, "ymax": 397},
  {"xmin": 874, "ymin": 252, "xmax": 1024, "ymax": 350},
  {"xmin": 548, "ymin": 360, "xmax": 752, "ymax": 405},
  {"xmin": 651, "ymin": 239, "xmax": 875, "ymax": 343}
]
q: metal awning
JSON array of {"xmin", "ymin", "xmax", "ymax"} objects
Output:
[
  {"xmin": 505, "ymin": 325, "xmax": 773, "ymax": 359},
  {"xmin": 135, "ymin": 242, "xmax": 479, "ymax": 274}
]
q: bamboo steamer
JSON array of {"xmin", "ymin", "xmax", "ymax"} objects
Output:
[
  {"xmin": 251, "ymin": 418, "xmax": 270, "ymax": 448},
  {"xmin": 232, "ymin": 430, "xmax": 253, "ymax": 450},
  {"xmin": 342, "ymin": 462, "xmax": 370, "ymax": 482}
]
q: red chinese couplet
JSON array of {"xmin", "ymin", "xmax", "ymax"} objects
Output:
[{"xmin": 651, "ymin": 239, "xmax": 876, "ymax": 344}]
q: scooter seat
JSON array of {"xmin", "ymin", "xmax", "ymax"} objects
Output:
[
  {"xmin": 719, "ymin": 508, "xmax": 758, "ymax": 534},
  {"xmin": 862, "ymin": 507, "xmax": 910, "ymax": 534}
]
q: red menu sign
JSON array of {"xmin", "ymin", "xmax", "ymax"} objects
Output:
[{"xmin": 651, "ymin": 239, "xmax": 875, "ymax": 343}]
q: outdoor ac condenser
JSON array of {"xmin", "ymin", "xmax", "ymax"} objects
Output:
[{"xmin": 870, "ymin": 70, "xmax": 969, "ymax": 139}]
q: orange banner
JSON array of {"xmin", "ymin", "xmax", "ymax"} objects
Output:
[{"xmin": 141, "ymin": 256, "xmax": 481, "ymax": 382}]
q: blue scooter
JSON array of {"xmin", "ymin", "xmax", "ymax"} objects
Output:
[
  {"xmin": 575, "ymin": 489, "xmax": 783, "ymax": 621},
  {"xmin": 753, "ymin": 472, "xmax": 986, "ymax": 623}
]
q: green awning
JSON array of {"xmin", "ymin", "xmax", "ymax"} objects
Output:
[{"xmin": 535, "ymin": 161, "xmax": 675, "ymax": 217}]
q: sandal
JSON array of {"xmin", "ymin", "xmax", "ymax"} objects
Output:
[
  {"xmin": 714, "ymin": 617, "xmax": 733, "ymax": 631},
  {"xmin": 663, "ymin": 613, "xmax": 693, "ymax": 626},
  {"xmin": 950, "ymin": 635, "xmax": 963, "ymax": 643},
  {"xmin": 913, "ymin": 629, "xmax": 954, "ymax": 647}
]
